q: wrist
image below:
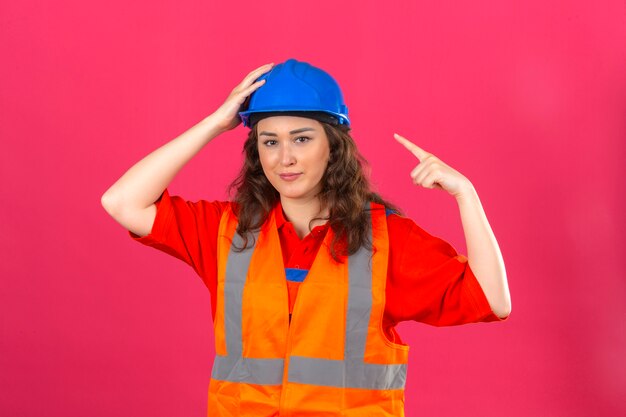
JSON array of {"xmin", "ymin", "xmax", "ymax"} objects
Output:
[
  {"xmin": 199, "ymin": 114, "xmax": 229, "ymax": 137},
  {"xmin": 454, "ymin": 180, "xmax": 477, "ymax": 202}
]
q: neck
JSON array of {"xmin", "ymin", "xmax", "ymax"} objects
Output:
[{"xmin": 280, "ymin": 195, "xmax": 329, "ymax": 238}]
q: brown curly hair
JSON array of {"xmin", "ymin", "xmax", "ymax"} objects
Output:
[{"xmin": 226, "ymin": 120, "xmax": 404, "ymax": 263}]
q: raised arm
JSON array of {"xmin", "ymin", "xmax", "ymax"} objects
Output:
[
  {"xmin": 101, "ymin": 62, "xmax": 274, "ymax": 237},
  {"xmin": 393, "ymin": 133, "xmax": 512, "ymax": 319}
]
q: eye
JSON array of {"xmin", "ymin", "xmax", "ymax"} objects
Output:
[
  {"xmin": 262, "ymin": 139, "xmax": 278, "ymax": 146},
  {"xmin": 294, "ymin": 136, "xmax": 311, "ymax": 143}
]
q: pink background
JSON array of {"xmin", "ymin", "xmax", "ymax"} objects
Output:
[{"xmin": 1, "ymin": 1, "xmax": 625, "ymax": 416}]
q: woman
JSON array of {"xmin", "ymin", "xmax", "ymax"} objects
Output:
[{"xmin": 102, "ymin": 58, "xmax": 511, "ymax": 417}]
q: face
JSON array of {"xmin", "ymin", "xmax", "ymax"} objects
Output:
[{"xmin": 256, "ymin": 116, "xmax": 330, "ymax": 204}]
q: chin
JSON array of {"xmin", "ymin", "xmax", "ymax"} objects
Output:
[
  {"xmin": 277, "ymin": 186, "xmax": 316, "ymax": 199},
  {"xmin": 279, "ymin": 191, "xmax": 308, "ymax": 199}
]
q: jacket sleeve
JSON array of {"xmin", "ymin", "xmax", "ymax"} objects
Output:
[
  {"xmin": 385, "ymin": 214, "xmax": 509, "ymax": 327},
  {"xmin": 127, "ymin": 188, "xmax": 227, "ymax": 294}
]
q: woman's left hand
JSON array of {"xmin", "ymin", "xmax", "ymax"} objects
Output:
[{"xmin": 393, "ymin": 133, "xmax": 473, "ymax": 199}]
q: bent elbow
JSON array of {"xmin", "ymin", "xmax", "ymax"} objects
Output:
[
  {"xmin": 496, "ymin": 308, "xmax": 511, "ymax": 319},
  {"xmin": 495, "ymin": 299, "xmax": 512, "ymax": 319},
  {"xmin": 101, "ymin": 191, "xmax": 124, "ymax": 217}
]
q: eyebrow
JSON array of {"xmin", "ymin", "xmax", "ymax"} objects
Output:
[{"xmin": 258, "ymin": 127, "xmax": 316, "ymax": 137}]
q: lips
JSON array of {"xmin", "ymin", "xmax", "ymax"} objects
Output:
[{"xmin": 279, "ymin": 173, "xmax": 302, "ymax": 181}]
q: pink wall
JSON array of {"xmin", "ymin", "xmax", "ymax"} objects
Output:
[{"xmin": 1, "ymin": 1, "xmax": 625, "ymax": 416}]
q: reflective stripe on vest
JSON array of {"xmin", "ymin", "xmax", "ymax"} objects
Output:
[{"xmin": 211, "ymin": 206, "xmax": 408, "ymax": 390}]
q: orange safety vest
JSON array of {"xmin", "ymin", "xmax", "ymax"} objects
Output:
[{"xmin": 209, "ymin": 201, "xmax": 410, "ymax": 416}]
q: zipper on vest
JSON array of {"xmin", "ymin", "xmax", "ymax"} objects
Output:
[{"xmin": 279, "ymin": 277, "xmax": 308, "ymax": 415}]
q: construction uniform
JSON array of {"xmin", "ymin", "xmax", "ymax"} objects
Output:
[{"xmin": 129, "ymin": 188, "xmax": 507, "ymax": 416}]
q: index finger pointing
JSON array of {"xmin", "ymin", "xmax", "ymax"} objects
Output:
[{"xmin": 394, "ymin": 133, "xmax": 428, "ymax": 161}]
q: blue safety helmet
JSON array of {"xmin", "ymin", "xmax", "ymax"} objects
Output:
[{"xmin": 238, "ymin": 58, "xmax": 350, "ymax": 128}]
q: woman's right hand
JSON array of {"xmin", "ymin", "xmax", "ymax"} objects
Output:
[{"xmin": 212, "ymin": 62, "xmax": 275, "ymax": 133}]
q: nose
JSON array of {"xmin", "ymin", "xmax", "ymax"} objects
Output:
[{"xmin": 280, "ymin": 143, "xmax": 296, "ymax": 166}]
